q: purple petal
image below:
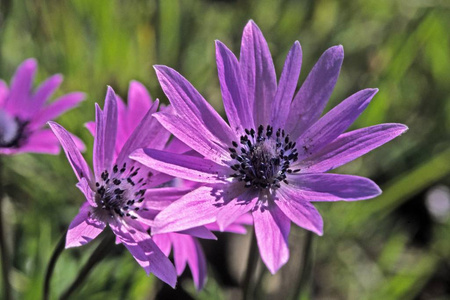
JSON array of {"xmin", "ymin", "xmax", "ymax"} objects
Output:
[
  {"xmin": 296, "ymin": 88, "xmax": 378, "ymax": 160},
  {"xmin": 48, "ymin": 122, "xmax": 93, "ymax": 181},
  {"xmin": 143, "ymin": 186, "xmax": 194, "ymax": 210},
  {"xmin": 171, "ymin": 234, "xmax": 207, "ymax": 290},
  {"xmin": 111, "ymin": 224, "xmax": 177, "ymax": 287},
  {"xmin": 66, "ymin": 203, "xmax": 105, "ymax": 248},
  {"xmin": 154, "ymin": 112, "xmax": 230, "ymax": 165},
  {"xmin": 270, "ymin": 41, "xmax": 302, "ymax": 129},
  {"xmin": 30, "ymin": 74, "xmax": 63, "ymax": 114},
  {"xmin": 152, "ymin": 234, "xmax": 172, "ymax": 256},
  {"xmin": 301, "ymin": 123, "xmax": 408, "ymax": 172},
  {"xmin": 0, "ymin": 80, "xmax": 9, "ymax": 107},
  {"xmin": 252, "ymin": 204, "xmax": 290, "ymax": 274},
  {"xmin": 215, "ymin": 40, "xmax": 253, "ymax": 133},
  {"xmin": 154, "ymin": 65, "xmax": 235, "ymax": 148},
  {"xmin": 177, "ymin": 226, "xmax": 217, "ymax": 240},
  {"xmin": 76, "ymin": 177, "xmax": 96, "ymax": 207},
  {"xmin": 85, "ymin": 121, "xmax": 95, "ymax": 136},
  {"xmin": 216, "ymin": 189, "xmax": 258, "ymax": 231},
  {"xmin": 19, "ymin": 129, "xmax": 60, "ymax": 155},
  {"xmin": 127, "ymin": 80, "xmax": 152, "ymax": 132},
  {"xmin": 152, "ymin": 186, "xmax": 220, "ymax": 235},
  {"xmin": 239, "ymin": 20, "xmax": 277, "ymax": 126},
  {"xmin": 276, "ymin": 188, "xmax": 323, "ymax": 235},
  {"xmin": 286, "ymin": 46, "xmax": 344, "ymax": 139},
  {"xmin": 5, "ymin": 59, "xmax": 37, "ymax": 117},
  {"xmin": 30, "ymin": 92, "xmax": 85, "ymax": 130},
  {"xmin": 286, "ymin": 173, "xmax": 382, "ymax": 201},
  {"xmin": 93, "ymin": 87, "xmax": 118, "ymax": 176},
  {"xmin": 130, "ymin": 148, "xmax": 228, "ymax": 184}
]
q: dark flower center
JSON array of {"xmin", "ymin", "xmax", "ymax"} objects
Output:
[
  {"xmin": 0, "ymin": 110, "xmax": 29, "ymax": 148},
  {"xmin": 228, "ymin": 125, "xmax": 300, "ymax": 190},
  {"xmin": 93, "ymin": 162, "xmax": 151, "ymax": 222}
]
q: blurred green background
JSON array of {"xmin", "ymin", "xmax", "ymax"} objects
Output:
[{"xmin": 0, "ymin": 0, "xmax": 449, "ymax": 299}]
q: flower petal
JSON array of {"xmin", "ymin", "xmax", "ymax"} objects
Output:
[
  {"xmin": 48, "ymin": 121, "xmax": 92, "ymax": 181},
  {"xmin": 276, "ymin": 188, "xmax": 323, "ymax": 235},
  {"xmin": 130, "ymin": 148, "xmax": 228, "ymax": 184},
  {"xmin": 286, "ymin": 173, "xmax": 382, "ymax": 201},
  {"xmin": 286, "ymin": 46, "xmax": 344, "ymax": 139},
  {"xmin": 252, "ymin": 204, "xmax": 290, "ymax": 274},
  {"xmin": 301, "ymin": 123, "xmax": 408, "ymax": 172},
  {"xmin": 76, "ymin": 177, "xmax": 96, "ymax": 207},
  {"xmin": 177, "ymin": 226, "xmax": 217, "ymax": 240},
  {"xmin": 30, "ymin": 74, "xmax": 63, "ymax": 113},
  {"xmin": 111, "ymin": 224, "xmax": 177, "ymax": 287},
  {"xmin": 154, "ymin": 111, "xmax": 230, "ymax": 165},
  {"xmin": 29, "ymin": 92, "xmax": 85, "ymax": 130},
  {"xmin": 215, "ymin": 40, "xmax": 253, "ymax": 133},
  {"xmin": 66, "ymin": 203, "xmax": 105, "ymax": 248},
  {"xmin": 270, "ymin": 41, "xmax": 302, "ymax": 129},
  {"xmin": 296, "ymin": 88, "xmax": 378, "ymax": 160},
  {"xmin": 127, "ymin": 80, "xmax": 153, "ymax": 132},
  {"xmin": 239, "ymin": 20, "xmax": 277, "ymax": 126},
  {"xmin": 154, "ymin": 65, "xmax": 235, "ymax": 148},
  {"xmin": 152, "ymin": 186, "xmax": 220, "ymax": 235},
  {"xmin": 93, "ymin": 87, "xmax": 118, "ymax": 176},
  {"xmin": 216, "ymin": 188, "xmax": 258, "ymax": 231},
  {"xmin": 143, "ymin": 186, "xmax": 194, "ymax": 210},
  {"xmin": 5, "ymin": 58, "xmax": 37, "ymax": 117},
  {"xmin": 19, "ymin": 129, "xmax": 60, "ymax": 155},
  {"xmin": 0, "ymin": 80, "xmax": 9, "ymax": 107}
]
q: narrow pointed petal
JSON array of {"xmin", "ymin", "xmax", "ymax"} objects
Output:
[
  {"xmin": 30, "ymin": 74, "xmax": 63, "ymax": 113},
  {"xmin": 127, "ymin": 80, "xmax": 152, "ymax": 132},
  {"xmin": 152, "ymin": 186, "xmax": 220, "ymax": 235},
  {"xmin": 271, "ymin": 41, "xmax": 302, "ymax": 129},
  {"xmin": 301, "ymin": 123, "xmax": 408, "ymax": 172},
  {"xmin": 48, "ymin": 122, "xmax": 92, "ymax": 181},
  {"xmin": 276, "ymin": 188, "xmax": 323, "ymax": 235},
  {"xmin": 85, "ymin": 121, "xmax": 95, "ymax": 136},
  {"xmin": 296, "ymin": 88, "xmax": 378, "ymax": 160},
  {"xmin": 66, "ymin": 203, "xmax": 105, "ymax": 248},
  {"xmin": 76, "ymin": 177, "xmax": 96, "ymax": 207},
  {"xmin": 154, "ymin": 65, "xmax": 235, "ymax": 147},
  {"xmin": 154, "ymin": 112, "xmax": 230, "ymax": 165},
  {"xmin": 130, "ymin": 148, "xmax": 228, "ymax": 184},
  {"xmin": 252, "ymin": 204, "xmax": 290, "ymax": 274},
  {"xmin": 216, "ymin": 189, "xmax": 258, "ymax": 231},
  {"xmin": 286, "ymin": 46, "xmax": 344, "ymax": 139},
  {"xmin": 286, "ymin": 173, "xmax": 382, "ymax": 201},
  {"xmin": 18, "ymin": 129, "xmax": 60, "ymax": 155},
  {"xmin": 30, "ymin": 92, "xmax": 85, "ymax": 129},
  {"xmin": 152, "ymin": 234, "xmax": 172, "ymax": 256},
  {"xmin": 178, "ymin": 226, "xmax": 217, "ymax": 240},
  {"xmin": 5, "ymin": 58, "xmax": 36, "ymax": 116},
  {"xmin": 240, "ymin": 20, "xmax": 277, "ymax": 126},
  {"xmin": 143, "ymin": 187, "xmax": 194, "ymax": 210},
  {"xmin": 94, "ymin": 87, "xmax": 118, "ymax": 176},
  {"xmin": 112, "ymin": 224, "xmax": 177, "ymax": 287},
  {"xmin": 172, "ymin": 234, "xmax": 207, "ymax": 290},
  {"xmin": 215, "ymin": 40, "xmax": 253, "ymax": 132}
]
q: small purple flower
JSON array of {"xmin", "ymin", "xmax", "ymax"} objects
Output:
[
  {"xmin": 130, "ymin": 21, "xmax": 408, "ymax": 273},
  {"xmin": 0, "ymin": 59, "xmax": 85, "ymax": 155},
  {"xmin": 49, "ymin": 86, "xmax": 177, "ymax": 287}
]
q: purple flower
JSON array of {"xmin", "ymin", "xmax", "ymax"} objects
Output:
[
  {"xmin": 130, "ymin": 21, "xmax": 408, "ymax": 273},
  {"xmin": 48, "ymin": 86, "xmax": 177, "ymax": 287},
  {"xmin": 0, "ymin": 59, "xmax": 85, "ymax": 155}
]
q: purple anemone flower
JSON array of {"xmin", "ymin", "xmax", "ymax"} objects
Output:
[
  {"xmin": 48, "ymin": 86, "xmax": 177, "ymax": 287},
  {"xmin": 0, "ymin": 58, "xmax": 85, "ymax": 155},
  {"xmin": 130, "ymin": 21, "xmax": 408, "ymax": 273}
]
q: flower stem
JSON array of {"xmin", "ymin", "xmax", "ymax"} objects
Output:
[
  {"xmin": 293, "ymin": 231, "xmax": 314, "ymax": 300},
  {"xmin": 0, "ymin": 156, "xmax": 13, "ymax": 300},
  {"xmin": 242, "ymin": 228, "xmax": 258, "ymax": 300},
  {"xmin": 43, "ymin": 230, "xmax": 67, "ymax": 300},
  {"xmin": 59, "ymin": 231, "xmax": 115, "ymax": 300}
]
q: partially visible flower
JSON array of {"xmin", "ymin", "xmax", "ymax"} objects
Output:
[
  {"xmin": 0, "ymin": 59, "xmax": 85, "ymax": 155},
  {"xmin": 131, "ymin": 21, "xmax": 408, "ymax": 273},
  {"xmin": 49, "ymin": 87, "xmax": 177, "ymax": 287}
]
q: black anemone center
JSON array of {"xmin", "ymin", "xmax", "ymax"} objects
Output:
[
  {"xmin": 0, "ymin": 114, "xmax": 29, "ymax": 148},
  {"xmin": 228, "ymin": 125, "xmax": 300, "ymax": 190},
  {"xmin": 93, "ymin": 162, "xmax": 151, "ymax": 222}
]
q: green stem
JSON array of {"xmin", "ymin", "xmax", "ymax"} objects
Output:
[
  {"xmin": 0, "ymin": 156, "xmax": 13, "ymax": 300},
  {"xmin": 242, "ymin": 229, "xmax": 259, "ymax": 300},
  {"xmin": 43, "ymin": 230, "xmax": 67, "ymax": 300},
  {"xmin": 59, "ymin": 231, "xmax": 115, "ymax": 300},
  {"xmin": 292, "ymin": 231, "xmax": 314, "ymax": 300}
]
